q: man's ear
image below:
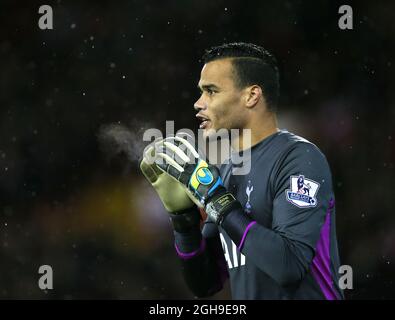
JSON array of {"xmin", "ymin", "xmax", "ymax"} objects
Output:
[{"xmin": 245, "ymin": 85, "xmax": 262, "ymax": 109}]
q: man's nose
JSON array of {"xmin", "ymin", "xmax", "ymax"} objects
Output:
[{"xmin": 194, "ymin": 96, "xmax": 207, "ymax": 111}]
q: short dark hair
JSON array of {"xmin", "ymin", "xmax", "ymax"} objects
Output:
[{"xmin": 202, "ymin": 42, "xmax": 280, "ymax": 112}]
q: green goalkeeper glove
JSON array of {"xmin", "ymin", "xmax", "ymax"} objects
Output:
[
  {"xmin": 155, "ymin": 133, "xmax": 242, "ymax": 224},
  {"xmin": 140, "ymin": 143, "xmax": 196, "ymax": 213},
  {"xmin": 140, "ymin": 141, "xmax": 204, "ymax": 232}
]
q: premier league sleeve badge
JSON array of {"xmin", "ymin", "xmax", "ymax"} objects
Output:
[{"xmin": 285, "ymin": 175, "xmax": 320, "ymax": 208}]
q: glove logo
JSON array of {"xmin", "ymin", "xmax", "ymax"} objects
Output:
[
  {"xmin": 286, "ymin": 175, "xmax": 320, "ymax": 208},
  {"xmin": 196, "ymin": 167, "xmax": 214, "ymax": 185}
]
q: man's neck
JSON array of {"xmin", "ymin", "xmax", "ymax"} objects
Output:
[{"xmin": 231, "ymin": 113, "xmax": 279, "ymax": 151}]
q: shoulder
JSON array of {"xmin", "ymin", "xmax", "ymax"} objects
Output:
[
  {"xmin": 269, "ymin": 131, "xmax": 333, "ymax": 192},
  {"xmin": 273, "ymin": 130, "xmax": 329, "ymax": 166}
]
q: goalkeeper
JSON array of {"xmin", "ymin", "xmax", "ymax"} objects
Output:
[{"xmin": 140, "ymin": 43, "xmax": 344, "ymax": 300}]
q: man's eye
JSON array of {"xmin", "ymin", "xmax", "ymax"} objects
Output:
[{"xmin": 198, "ymin": 88, "xmax": 216, "ymax": 96}]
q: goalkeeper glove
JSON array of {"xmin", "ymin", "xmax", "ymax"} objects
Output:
[
  {"xmin": 140, "ymin": 141, "xmax": 202, "ymax": 232},
  {"xmin": 155, "ymin": 133, "xmax": 242, "ymax": 225}
]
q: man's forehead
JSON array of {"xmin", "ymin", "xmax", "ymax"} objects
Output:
[{"xmin": 198, "ymin": 58, "xmax": 234, "ymax": 86}]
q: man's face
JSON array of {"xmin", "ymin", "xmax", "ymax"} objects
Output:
[{"xmin": 195, "ymin": 58, "xmax": 247, "ymax": 138}]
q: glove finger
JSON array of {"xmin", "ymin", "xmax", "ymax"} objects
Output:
[
  {"xmin": 155, "ymin": 140, "xmax": 187, "ymax": 171},
  {"xmin": 141, "ymin": 137, "xmax": 165, "ymax": 160},
  {"xmin": 164, "ymin": 133, "xmax": 201, "ymax": 164},
  {"xmin": 163, "ymin": 140, "xmax": 190, "ymax": 163},
  {"xmin": 175, "ymin": 131, "xmax": 197, "ymax": 152},
  {"xmin": 173, "ymin": 136, "xmax": 200, "ymax": 159},
  {"xmin": 155, "ymin": 151, "xmax": 194, "ymax": 186},
  {"xmin": 155, "ymin": 152, "xmax": 185, "ymax": 176},
  {"xmin": 140, "ymin": 158, "xmax": 160, "ymax": 183},
  {"xmin": 160, "ymin": 138, "xmax": 196, "ymax": 168},
  {"xmin": 142, "ymin": 145, "xmax": 157, "ymax": 163},
  {"xmin": 144, "ymin": 136, "xmax": 168, "ymax": 163}
]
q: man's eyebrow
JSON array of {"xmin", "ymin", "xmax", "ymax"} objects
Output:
[{"xmin": 197, "ymin": 84, "xmax": 220, "ymax": 91}]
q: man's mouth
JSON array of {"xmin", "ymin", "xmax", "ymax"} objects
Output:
[
  {"xmin": 200, "ymin": 120, "xmax": 211, "ymax": 129},
  {"xmin": 196, "ymin": 113, "xmax": 211, "ymax": 129}
]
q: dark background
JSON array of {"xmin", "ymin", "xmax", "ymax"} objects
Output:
[{"xmin": 0, "ymin": 0, "xmax": 394, "ymax": 299}]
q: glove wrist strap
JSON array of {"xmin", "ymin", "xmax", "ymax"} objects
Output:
[
  {"xmin": 169, "ymin": 207, "xmax": 201, "ymax": 233},
  {"xmin": 205, "ymin": 192, "xmax": 242, "ymax": 225}
]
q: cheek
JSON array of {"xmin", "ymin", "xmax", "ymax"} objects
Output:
[
  {"xmin": 210, "ymin": 102, "xmax": 228, "ymax": 125},
  {"xmin": 213, "ymin": 96, "xmax": 243, "ymax": 126}
]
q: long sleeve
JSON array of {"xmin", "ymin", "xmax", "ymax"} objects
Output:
[{"xmin": 173, "ymin": 209, "xmax": 228, "ymax": 297}]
